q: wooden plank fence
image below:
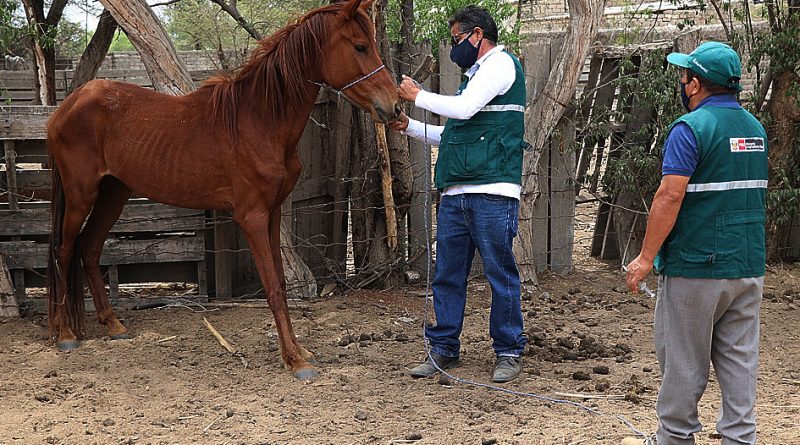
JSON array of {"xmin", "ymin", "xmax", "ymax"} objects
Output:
[
  {"xmin": 0, "ymin": 69, "xmax": 215, "ymax": 105},
  {"xmin": 0, "ymin": 105, "xmax": 208, "ymax": 307}
]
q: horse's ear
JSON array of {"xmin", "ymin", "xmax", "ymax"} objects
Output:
[
  {"xmin": 342, "ymin": 0, "xmax": 361, "ymax": 18},
  {"xmin": 359, "ymin": 0, "xmax": 376, "ymax": 12}
]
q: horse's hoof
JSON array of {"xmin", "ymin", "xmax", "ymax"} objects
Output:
[
  {"xmin": 293, "ymin": 368, "xmax": 319, "ymax": 380},
  {"xmin": 110, "ymin": 333, "xmax": 131, "ymax": 340},
  {"xmin": 56, "ymin": 340, "xmax": 80, "ymax": 352}
]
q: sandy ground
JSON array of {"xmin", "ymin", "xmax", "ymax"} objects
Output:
[{"xmin": 1, "ymin": 259, "xmax": 799, "ymax": 445}]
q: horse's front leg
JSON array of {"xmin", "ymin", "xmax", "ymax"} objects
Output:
[
  {"xmin": 237, "ymin": 209, "xmax": 318, "ymax": 380},
  {"xmin": 269, "ymin": 207, "xmax": 317, "ymax": 364}
]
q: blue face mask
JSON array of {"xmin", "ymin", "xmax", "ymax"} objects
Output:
[
  {"xmin": 680, "ymin": 82, "xmax": 691, "ymax": 111},
  {"xmin": 449, "ymin": 34, "xmax": 482, "ymax": 69}
]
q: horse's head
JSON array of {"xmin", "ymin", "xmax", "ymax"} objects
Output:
[{"xmin": 322, "ymin": 0, "xmax": 401, "ymax": 123}]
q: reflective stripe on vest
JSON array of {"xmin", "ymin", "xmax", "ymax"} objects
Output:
[
  {"xmin": 685, "ymin": 179, "xmax": 768, "ymax": 193},
  {"xmin": 480, "ymin": 104, "xmax": 525, "ymax": 112}
]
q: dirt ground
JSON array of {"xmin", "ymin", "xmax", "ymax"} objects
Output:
[{"xmin": 1, "ymin": 203, "xmax": 799, "ymax": 444}]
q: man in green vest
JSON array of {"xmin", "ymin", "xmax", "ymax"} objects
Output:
[
  {"xmin": 623, "ymin": 42, "xmax": 768, "ymax": 445},
  {"xmin": 388, "ymin": 5, "xmax": 528, "ymax": 383}
]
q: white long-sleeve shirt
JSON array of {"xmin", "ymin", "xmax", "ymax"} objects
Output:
[{"xmin": 404, "ymin": 45, "xmax": 522, "ymax": 199}]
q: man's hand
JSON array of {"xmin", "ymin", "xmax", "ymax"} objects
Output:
[
  {"xmin": 387, "ymin": 112, "xmax": 409, "ymax": 132},
  {"xmin": 397, "ymin": 75, "xmax": 421, "ymax": 102},
  {"xmin": 625, "ymin": 254, "xmax": 653, "ymax": 294}
]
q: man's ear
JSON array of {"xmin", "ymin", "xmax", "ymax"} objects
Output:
[{"xmin": 689, "ymin": 76, "xmax": 701, "ymax": 95}]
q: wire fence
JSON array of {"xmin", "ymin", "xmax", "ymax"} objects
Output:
[{"xmin": 2, "ymin": 32, "xmax": 799, "ymax": 305}]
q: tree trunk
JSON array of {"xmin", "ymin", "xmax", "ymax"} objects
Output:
[
  {"xmin": 765, "ymin": 69, "xmax": 800, "ymax": 260},
  {"xmin": 69, "ymin": 9, "xmax": 119, "ymax": 93},
  {"xmin": 762, "ymin": 1, "xmax": 800, "ymax": 261},
  {"xmin": 99, "ymin": 0, "xmax": 194, "ymax": 95},
  {"xmin": 21, "ymin": 0, "xmax": 67, "ymax": 105},
  {"xmin": 349, "ymin": 0, "xmax": 413, "ymax": 289},
  {"xmin": 515, "ymin": 0, "xmax": 607, "ymax": 285}
]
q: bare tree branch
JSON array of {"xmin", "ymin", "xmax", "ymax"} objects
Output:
[
  {"xmin": 707, "ymin": 0, "xmax": 730, "ymax": 40},
  {"xmin": 151, "ymin": 0, "xmax": 183, "ymax": 7},
  {"xmin": 46, "ymin": 0, "xmax": 69, "ymax": 25},
  {"xmin": 209, "ymin": 0, "xmax": 262, "ymax": 41}
]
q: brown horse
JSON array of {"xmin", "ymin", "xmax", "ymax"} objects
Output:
[{"xmin": 45, "ymin": 0, "xmax": 399, "ymax": 379}]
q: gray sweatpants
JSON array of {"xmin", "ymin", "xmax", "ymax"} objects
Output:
[{"xmin": 654, "ymin": 275, "xmax": 763, "ymax": 445}]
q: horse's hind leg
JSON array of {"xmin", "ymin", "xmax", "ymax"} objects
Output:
[
  {"xmin": 78, "ymin": 176, "xmax": 132, "ymax": 339},
  {"xmin": 53, "ymin": 182, "xmax": 100, "ymax": 350}
]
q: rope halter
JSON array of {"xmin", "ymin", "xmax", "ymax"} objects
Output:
[{"xmin": 308, "ymin": 64, "xmax": 387, "ymax": 98}]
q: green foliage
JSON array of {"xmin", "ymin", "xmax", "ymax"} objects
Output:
[
  {"xmin": 55, "ymin": 19, "xmax": 87, "ymax": 57},
  {"xmin": 164, "ymin": 0, "xmax": 325, "ymax": 67},
  {"xmin": 108, "ymin": 30, "xmax": 135, "ymax": 52},
  {"xmin": 385, "ymin": 0, "xmax": 520, "ymax": 52},
  {"xmin": 0, "ymin": 0, "xmax": 27, "ymax": 56},
  {"xmin": 586, "ymin": 50, "xmax": 685, "ymax": 197},
  {"xmin": 767, "ymin": 166, "xmax": 800, "ymax": 228}
]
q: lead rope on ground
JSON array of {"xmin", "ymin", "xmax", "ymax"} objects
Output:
[{"xmin": 413, "ymin": 96, "xmax": 649, "ymax": 440}]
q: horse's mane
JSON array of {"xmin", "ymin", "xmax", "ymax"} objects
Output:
[{"xmin": 201, "ymin": 3, "xmax": 373, "ymax": 143}]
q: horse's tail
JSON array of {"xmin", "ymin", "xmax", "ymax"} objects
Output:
[{"xmin": 47, "ymin": 155, "xmax": 85, "ymax": 340}]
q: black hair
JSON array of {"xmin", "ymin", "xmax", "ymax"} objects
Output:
[
  {"xmin": 685, "ymin": 69, "xmax": 738, "ymax": 94},
  {"xmin": 448, "ymin": 5, "xmax": 498, "ymax": 43}
]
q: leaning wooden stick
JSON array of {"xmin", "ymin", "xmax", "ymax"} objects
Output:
[
  {"xmin": 375, "ymin": 122, "xmax": 398, "ymax": 249},
  {"xmin": 374, "ymin": 55, "xmax": 436, "ymax": 250}
]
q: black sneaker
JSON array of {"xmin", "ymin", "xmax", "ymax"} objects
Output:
[
  {"xmin": 409, "ymin": 352, "xmax": 460, "ymax": 378},
  {"xmin": 492, "ymin": 356, "xmax": 522, "ymax": 383}
]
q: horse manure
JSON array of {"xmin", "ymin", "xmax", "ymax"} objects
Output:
[{"xmin": 572, "ymin": 371, "xmax": 591, "ymax": 381}]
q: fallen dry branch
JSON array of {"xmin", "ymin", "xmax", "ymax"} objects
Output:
[{"xmin": 202, "ymin": 316, "xmax": 249, "ymax": 368}]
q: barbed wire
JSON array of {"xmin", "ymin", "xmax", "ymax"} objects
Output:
[{"xmin": 2, "ymin": 46, "xmax": 798, "ymax": 296}]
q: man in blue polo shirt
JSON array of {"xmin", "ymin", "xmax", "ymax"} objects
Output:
[{"xmin": 623, "ymin": 42, "xmax": 768, "ymax": 445}]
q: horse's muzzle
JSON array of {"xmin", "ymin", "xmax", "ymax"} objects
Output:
[{"xmin": 375, "ymin": 100, "xmax": 402, "ymax": 124}]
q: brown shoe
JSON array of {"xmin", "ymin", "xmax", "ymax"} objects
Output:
[{"xmin": 409, "ymin": 352, "xmax": 460, "ymax": 378}]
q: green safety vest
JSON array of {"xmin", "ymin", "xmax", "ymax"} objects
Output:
[
  {"xmin": 434, "ymin": 50, "xmax": 527, "ymax": 191},
  {"xmin": 656, "ymin": 105, "xmax": 769, "ymax": 279}
]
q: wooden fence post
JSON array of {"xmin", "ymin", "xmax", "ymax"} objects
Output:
[{"xmin": 523, "ymin": 38, "xmax": 576, "ymax": 276}]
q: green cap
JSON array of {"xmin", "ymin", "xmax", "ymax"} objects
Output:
[{"xmin": 667, "ymin": 41, "xmax": 743, "ymax": 92}]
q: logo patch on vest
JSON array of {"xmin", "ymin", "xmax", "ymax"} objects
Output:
[{"xmin": 729, "ymin": 137, "xmax": 765, "ymax": 152}]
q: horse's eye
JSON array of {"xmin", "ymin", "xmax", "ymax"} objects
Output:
[{"xmin": 355, "ymin": 44, "xmax": 367, "ymax": 53}]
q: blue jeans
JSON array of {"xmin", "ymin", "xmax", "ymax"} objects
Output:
[{"xmin": 427, "ymin": 193, "xmax": 527, "ymax": 358}]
